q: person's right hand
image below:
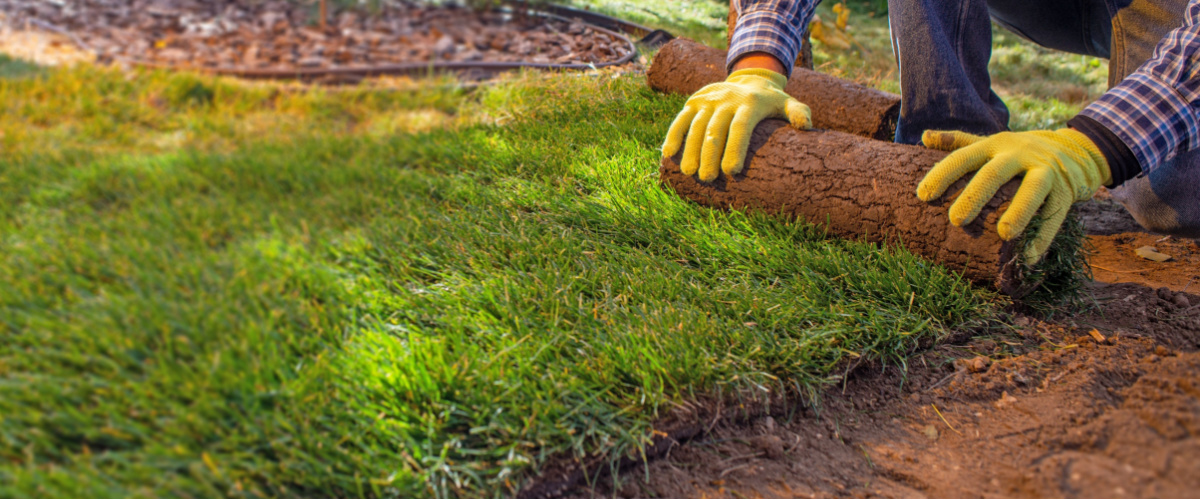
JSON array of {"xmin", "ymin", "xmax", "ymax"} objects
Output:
[{"xmin": 661, "ymin": 68, "xmax": 812, "ymax": 182}]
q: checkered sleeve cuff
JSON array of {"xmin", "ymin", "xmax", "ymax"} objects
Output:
[
  {"xmin": 1080, "ymin": 72, "xmax": 1200, "ymax": 173},
  {"xmin": 726, "ymin": 7, "xmax": 809, "ymax": 77}
]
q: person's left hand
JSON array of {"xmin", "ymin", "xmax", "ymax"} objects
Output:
[{"xmin": 917, "ymin": 128, "xmax": 1112, "ymax": 263}]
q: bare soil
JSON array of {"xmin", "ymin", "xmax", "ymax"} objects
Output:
[
  {"xmin": 562, "ymin": 192, "xmax": 1200, "ymax": 499},
  {"xmin": 1089, "ymin": 232, "xmax": 1200, "ymax": 293},
  {"xmin": 0, "ymin": 0, "xmax": 632, "ymax": 70}
]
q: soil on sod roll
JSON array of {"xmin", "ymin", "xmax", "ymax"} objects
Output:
[
  {"xmin": 661, "ymin": 121, "xmax": 1040, "ymax": 295},
  {"xmin": 647, "ymin": 38, "xmax": 900, "ymax": 141},
  {"xmin": 0, "ymin": 0, "xmax": 633, "ymax": 70}
]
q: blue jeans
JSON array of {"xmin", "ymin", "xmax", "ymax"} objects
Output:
[{"xmin": 888, "ymin": 0, "xmax": 1200, "ymax": 237}]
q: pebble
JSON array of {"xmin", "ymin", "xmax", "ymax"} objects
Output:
[
  {"xmin": 994, "ymin": 391, "xmax": 1018, "ymax": 409},
  {"xmin": 762, "ymin": 416, "xmax": 776, "ymax": 432},
  {"xmin": 433, "ymin": 35, "xmax": 456, "ymax": 55},
  {"xmin": 923, "ymin": 425, "xmax": 939, "ymax": 441},
  {"xmin": 751, "ymin": 434, "xmax": 785, "ymax": 459}
]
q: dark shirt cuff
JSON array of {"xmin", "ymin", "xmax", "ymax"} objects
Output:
[{"xmin": 1068, "ymin": 115, "xmax": 1141, "ymax": 187}]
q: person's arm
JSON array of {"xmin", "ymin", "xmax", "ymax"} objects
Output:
[
  {"xmin": 916, "ymin": 0, "xmax": 1200, "ymax": 263},
  {"xmin": 725, "ymin": 0, "xmax": 818, "ymax": 77},
  {"xmin": 1071, "ymin": 0, "xmax": 1200, "ymax": 186}
]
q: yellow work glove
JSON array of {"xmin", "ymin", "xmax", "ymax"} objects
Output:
[
  {"xmin": 918, "ymin": 128, "xmax": 1112, "ymax": 263},
  {"xmin": 662, "ymin": 68, "xmax": 812, "ymax": 182}
]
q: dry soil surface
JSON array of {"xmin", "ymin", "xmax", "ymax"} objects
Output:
[
  {"xmin": 1080, "ymin": 188, "xmax": 1200, "ymax": 293},
  {"xmin": 562, "ymin": 197, "xmax": 1200, "ymax": 499}
]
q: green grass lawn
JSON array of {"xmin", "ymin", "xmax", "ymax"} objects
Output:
[{"xmin": 0, "ymin": 1, "xmax": 1094, "ymax": 496}]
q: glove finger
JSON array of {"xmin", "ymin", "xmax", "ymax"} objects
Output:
[
  {"xmin": 783, "ymin": 99, "xmax": 812, "ymax": 130},
  {"xmin": 699, "ymin": 107, "xmax": 735, "ymax": 182},
  {"xmin": 680, "ymin": 108, "xmax": 713, "ymax": 177},
  {"xmin": 1023, "ymin": 189, "xmax": 1073, "ymax": 264},
  {"xmin": 921, "ymin": 129, "xmax": 984, "ymax": 151},
  {"xmin": 947, "ymin": 154, "xmax": 1025, "ymax": 226},
  {"xmin": 662, "ymin": 104, "xmax": 698, "ymax": 158},
  {"xmin": 721, "ymin": 109, "xmax": 755, "ymax": 176},
  {"xmin": 995, "ymin": 167, "xmax": 1054, "ymax": 241},
  {"xmin": 916, "ymin": 139, "xmax": 995, "ymax": 202}
]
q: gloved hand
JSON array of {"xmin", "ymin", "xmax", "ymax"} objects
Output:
[
  {"xmin": 662, "ymin": 68, "xmax": 812, "ymax": 182},
  {"xmin": 918, "ymin": 128, "xmax": 1112, "ymax": 263}
]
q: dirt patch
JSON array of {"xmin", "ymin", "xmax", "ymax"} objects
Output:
[
  {"xmin": 572, "ymin": 282, "xmax": 1200, "ymax": 498},
  {"xmin": 647, "ymin": 38, "xmax": 899, "ymax": 140},
  {"xmin": 1077, "ymin": 187, "xmax": 1146, "ymax": 236},
  {"xmin": 1076, "ymin": 187, "xmax": 1200, "ymax": 293},
  {"xmin": 1088, "ymin": 233, "xmax": 1200, "ymax": 293},
  {"xmin": 0, "ymin": 0, "xmax": 632, "ymax": 70}
]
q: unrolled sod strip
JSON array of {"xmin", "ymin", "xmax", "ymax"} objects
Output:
[
  {"xmin": 647, "ymin": 38, "xmax": 900, "ymax": 141},
  {"xmin": 660, "ymin": 121, "xmax": 1038, "ymax": 296}
]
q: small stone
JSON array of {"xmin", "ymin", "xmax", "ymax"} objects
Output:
[
  {"xmin": 1157, "ymin": 287, "xmax": 1175, "ymax": 302},
  {"xmin": 762, "ymin": 416, "xmax": 776, "ymax": 432},
  {"xmin": 967, "ymin": 356, "xmax": 990, "ymax": 373},
  {"xmin": 433, "ymin": 35, "xmax": 455, "ymax": 56},
  {"xmin": 923, "ymin": 425, "xmax": 939, "ymax": 441},
  {"xmin": 752, "ymin": 434, "xmax": 785, "ymax": 459},
  {"xmin": 1155, "ymin": 345, "xmax": 1172, "ymax": 357},
  {"xmin": 1173, "ymin": 294, "xmax": 1190, "ymax": 308},
  {"xmin": 994, "ymin": 391, "xmax": 1018, "ymax": 409}
]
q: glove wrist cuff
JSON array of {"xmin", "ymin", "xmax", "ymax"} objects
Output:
[{"xmin": 727, "ymin": 68, "xmax": 788, "ymax": 89}]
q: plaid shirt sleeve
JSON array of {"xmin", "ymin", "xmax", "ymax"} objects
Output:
[
  {"xmin": 726, "ymin": 0, "xmax": 819, "ymax": 77},
  {"xmin": 1079, "ymin": 0, "xmax": 1200, "ymax": 175}
]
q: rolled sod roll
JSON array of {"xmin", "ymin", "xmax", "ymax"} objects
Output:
[
  {"xmin": 660, "ymin": 121, "xmax": 1037, "ymax": 295},
  {"xmin": 648, "ymin": 38, "xmax": 900, "ymax": 141}
]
